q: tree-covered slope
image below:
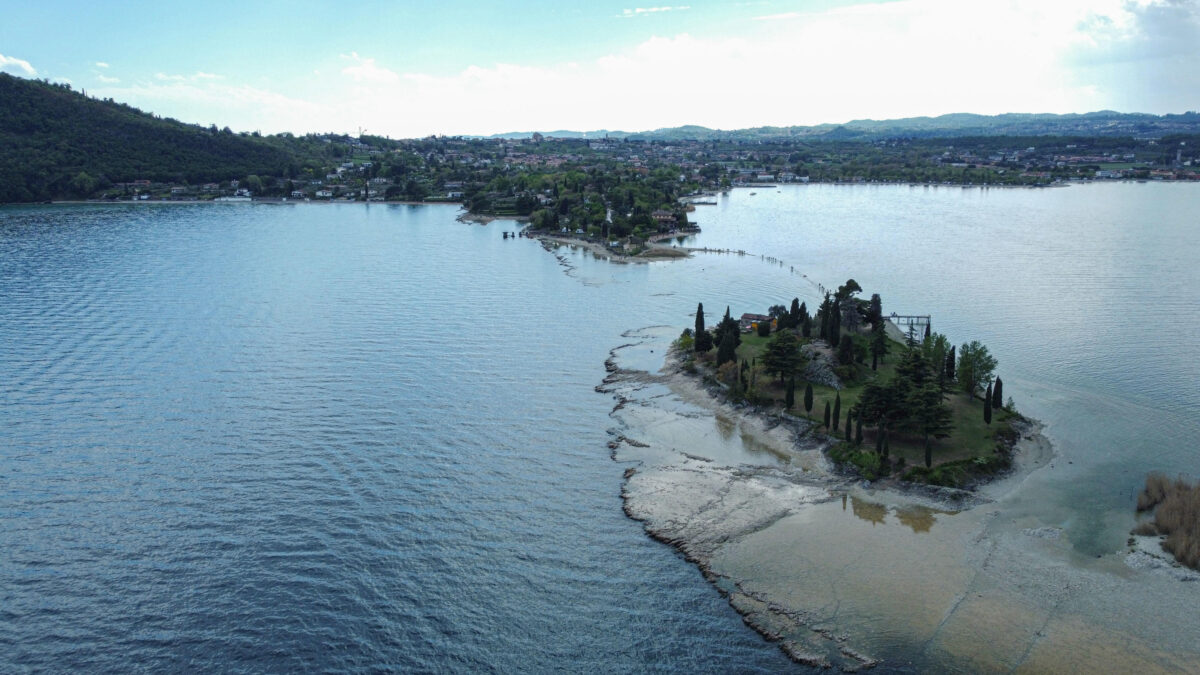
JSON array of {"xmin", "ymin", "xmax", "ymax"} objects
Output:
[{"xmin": 0, "ymin": 73, "xmax": 297, "ymax": 202}]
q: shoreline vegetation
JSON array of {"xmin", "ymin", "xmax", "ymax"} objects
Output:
[
  {"xmin": 678, "ymin": 282, "xmax": 1029, "ymax": 490},
  {"xmin": 1134, "ymin": 474, "xmax": 1200, "ymax": 570}
]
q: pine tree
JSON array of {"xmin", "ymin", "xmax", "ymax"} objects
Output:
[
  {"xmin": 944, "ymin": 345, "xmax": 956, "ymax": 381},
  {"xmin": 992, "ymin": 376, "xmax": 1004, "ymax": 410},
  {"xmin": 924, "ymin": 322, "xmax": 931, "ymax": 339},
  {"xmin": 785, "ymin": 377, "xmax": 796, "ymax": 409},
  {"xmin": 832, "ymin": 393, "xmax": 841, "ymax": 431},
  {"xmin": 829, "ymin": 298, "xmax": 841, "ymax": 346},
  {"xmin": 804, "ymin": 383, "xmax": 813, "ymax": 413},
  {"xmin": 802, "ymin": 312, "xmax": 812, "ymax": 338},
  {"xmin": 984, "ymin": 383, "xmax": 993, "ymax": 425},
  {"xmin": 823, "ymin": 400, "xmax": 831, "ymax": 429}
]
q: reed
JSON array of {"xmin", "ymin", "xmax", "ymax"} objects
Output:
[{"xmin": 1134, "ymin": 473, "xmax": 1200, "ymax": 569}]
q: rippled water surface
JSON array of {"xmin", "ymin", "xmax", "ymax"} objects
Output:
[
  {"xmin": 0, "ymin": 203, "xmax": 794, "ymax": 672},
  {"xmin": 3, "ymin": 183, "xmax": 1198, "ymax": 671}
]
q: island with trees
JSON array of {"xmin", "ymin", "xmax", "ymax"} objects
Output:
[{"xmin": 677, "ymin": 280, "xmax": 1026, "ymax": 489}]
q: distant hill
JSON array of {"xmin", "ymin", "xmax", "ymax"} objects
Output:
[
  {"xmin": 490, "ymin": 111, "xmax": 1200, "ymax": 142},
  {"xmin": 0, "ymin": 73, "xmax": 297, "ymax": 202}
]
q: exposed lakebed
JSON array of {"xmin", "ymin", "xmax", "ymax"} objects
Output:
[{"xmin": 603, "ymin": 327, "xmax": 1200, "ymax": 671}]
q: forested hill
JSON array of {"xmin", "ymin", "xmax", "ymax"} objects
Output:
[
  {"xmin": 0, "ymin": 73, "xmax": 296, "ymax": 202},
  {"xmin": 490, "ymin": 112, "xmax": 1200, "ymax": 142}
]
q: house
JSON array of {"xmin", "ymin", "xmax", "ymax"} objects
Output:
[
  {"xmin": 315, "ymin": 189, "xmax": 333, "ymax": 198},
  {"xmin": 202, "ymin": 183, "xmax": 220, "ymax": 191},
  {"xmin": 291, "ymin": 190, "xmax": 306, "ymax": 199},
  {"xmin": 170, "ymin": 186, "xmax": 187, "ymax": 195},
  {"xmin": 651, "ymin": 210, "xmax": 676, "ymax": 224},
  {"xmin": 447, "ymin": 191, "xmax": 464, "ymax": 199},
  {"xmin": 739, "ymin": 313, "xmax": 772, "ymax": 332}
]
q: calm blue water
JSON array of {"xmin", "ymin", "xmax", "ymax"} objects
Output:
[
  {"xmin": 0, "ymin": 203, "xmax": 796, "ymax": 672},
  {"xmin": 2, "ymin": 183, "xmax": 1197, "ymax": 670}
]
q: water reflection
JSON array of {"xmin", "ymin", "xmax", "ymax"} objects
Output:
[
  {"xmin": 895, "ymin": 506, "xmax": 937, "ymax": 533},
  {"xmin": 850, "ymin": 496, "xmax": 887, "ymax": 526},
  {"xmin": 843, "ymin": 496, "xmax": 956, "ymax": 533}
]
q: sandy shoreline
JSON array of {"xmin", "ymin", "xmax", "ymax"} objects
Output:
[
  {"xmin": 536, "ymin": 234, "xmax": 691, "ymax": 263},
  {"xmin": 602, "ymin": 332, "xmax": 1200, "ymax": 671}
]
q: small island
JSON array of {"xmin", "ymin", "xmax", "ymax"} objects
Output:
[{"xmin": 677, "ymin": 279, "xmax": 1029, "ymax": 490}]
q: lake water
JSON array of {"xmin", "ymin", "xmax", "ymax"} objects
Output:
[
  {"xmin": 2, "ymin": 184, "xmax": 1197, "ymax": 671},
  {"xmin": 688, "ymin": 182, "xmax": 1200, "ymax": 556}
]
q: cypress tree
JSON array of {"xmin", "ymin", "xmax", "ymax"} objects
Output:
[
  {"xmin": 992, "ymin": 376, "xmax": 1004, "ymax": 410},
  {"xmin": 832, "ymin": 394, "xmax": 841, "ymax": 431},
  {"xmin": 802, "ymin": 312, "xmax": 812, "ymax": 338},
  {"xmin": 924, "ymin": 322, "xmax": 931, "ymax": 339},
  {"xmin": 845, "ymin": 412, "xmax": 852, "ymax": 441},
  {"xmin": 855, "ymin": 414, "xmax": 863, "ymax": 445},
  {"xmin": 804, "ymin": 383, "xmax": 813, "ymax": 413},
  {"xmin": 924, "ymin": 436, "xmax": 932, "ymax": 468},
  {"xmin": 717, "ymin": 329, "xmax": 737, "ymax": 366},
  {"xmin": 945, "ymin": 345, "xmax": 956, "ymax": 381},
  {"xmin": 823, "ymin": 401, "xmax": 831, "ymax": 429},
  {"xmin": 984, "ymin": 383, "xmax": 993, "ymax": 425},
  {"xmin": 881, "ymin": 427, "xmax": 890, "ymax": 459},
  {"xmin": 789, "ymin": 297, "xmax": 801, "ymax": 327},
  {"xmin": 694, "ymin": 303, "xmax": 713, "ymax": 352},
  {"xmin": 875, "ymin": 423, "xmax": 884, "ymax": 454},
  {"xmin": 785, "ymin": 377, "xmax": 796, "ymax": 409}
]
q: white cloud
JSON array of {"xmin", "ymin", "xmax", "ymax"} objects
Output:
[
  {"xmin": 193, "ymin": 71, "xmax": 222, "ymax": 80},
  {"xmin": 83, "ymin": 0, "xmax": 1200, "ymax": 137},
  {"xmin": 0, "ymin": 53, "xmax": 37, "ymax": 76},
  {"xmin": 340, "ymin": 52, "xmax": 399, "ymax": 84},
  {"xmin": 96, "ymin": 74, "xmax": 120, "ymax": 83},
  {"xmin": 618, "ymin": 5, "xmax": 691, "ymax": 18},
  {"xmin": 93, "ymin": 77, "xmax": 333, "ymax": 134},
  {"xmin": 95, "ymin": 61, "xmax": 109, "ymax": 68}
]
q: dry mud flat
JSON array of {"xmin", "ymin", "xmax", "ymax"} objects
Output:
[{"xmin": 602, "ymin": 328, "xmax": 1200, "ymax": 672}]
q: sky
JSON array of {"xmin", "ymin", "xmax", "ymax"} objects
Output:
[{"xmin": 2, "ymin": 0, "xmax": 1198, "ymax": 137}]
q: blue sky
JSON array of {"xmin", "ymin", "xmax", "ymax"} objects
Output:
[{"xmin": 2, "ymin": 0, "xmax": 1197, "ymax": 137}]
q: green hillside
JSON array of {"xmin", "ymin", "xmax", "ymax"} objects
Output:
[{"xmin": 0, "ymin": 73, "xmax": 297, "ymax": 202}]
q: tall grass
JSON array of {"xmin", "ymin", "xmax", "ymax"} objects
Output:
[{"xmin": 1133, "ymin": 472, "xmax": 1200, "ymax": 569}]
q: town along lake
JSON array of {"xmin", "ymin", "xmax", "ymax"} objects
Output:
[{"xmin": 2, "ymin": 182, "xmax": 1199, "ymax": 671}]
